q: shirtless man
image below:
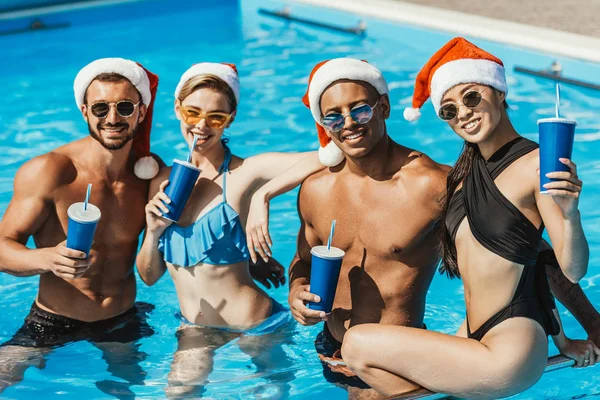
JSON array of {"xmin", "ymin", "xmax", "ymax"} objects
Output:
[
  {"xmin": 0, "ymin": 58, "xmax": 162, "ymax": 395},
  {"xmin": 287, "ymin": 59, "xmax": 448, "ymax": 396}
]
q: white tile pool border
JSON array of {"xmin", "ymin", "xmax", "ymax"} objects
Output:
[
  {"xmin": 0, "ymin": 0, "xmax": 144, "ymax": 20},
  {"xmin": 289, "ymin": 0, "xmax": 600, "ymax": 63}
]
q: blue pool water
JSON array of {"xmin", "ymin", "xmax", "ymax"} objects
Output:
[{"xmin": 1, "ymin": 0, "xmax": 600, "ymax": 398}]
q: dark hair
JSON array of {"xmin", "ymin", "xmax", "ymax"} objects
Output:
[
  {"xmin": 439, "ymin": 99, "xmax": 509, "ymax": 278},
  {"xmin": 82, "ymin": 73, "xmax": 141, "ymax": 104}
]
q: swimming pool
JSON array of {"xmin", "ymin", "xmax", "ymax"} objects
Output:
[{"xmin": 1, "ymin": 0, "xmax": 600, "ymax": 398}]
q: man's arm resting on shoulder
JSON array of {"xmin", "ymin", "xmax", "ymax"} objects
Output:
[
  {"xmin": 541, "ymin": 240, "xmax": 600, "ymax": 342},
  {"xmin": 0, "ymin": 156, "xmax": 88, "ymax": 277}
]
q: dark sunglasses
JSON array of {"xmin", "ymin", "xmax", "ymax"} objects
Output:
[
  {"xmin": 438, "ymin": 89, "xmax": 487, "ymax": 121},
  {"xmin": 321, "ymin": 101, "xmax": 378, "ymax": 133},
  {"xmin": 88, "ymin": 100, "xmax": 140, "ymax": 118}
]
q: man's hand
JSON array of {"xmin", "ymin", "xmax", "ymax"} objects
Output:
[
  {"xmin": 249, "ymin": 257, "xmax": 285, "ymax": 289},
  {"xmin": 39, "ymin": 240, "xmax": 91, "ymax": 280},
  {"xmin": 288, "ymin": 283, "xmax": 327, "ymax": 325},
  {"xmin": 559, "ymin": 337, "xmax": 600, "ymax": 368}
]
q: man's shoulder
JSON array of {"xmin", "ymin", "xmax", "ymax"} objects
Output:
[
  {"xmin": 16, "ymin": 151, "xmax": 75, "ymax": 189},
  {"xmin": 302, "ymin": 167, "xmax": 335, "ymax": 192},
  {"xmin": 400, "ymin": 150, "xmax": 450, "ymax": 200}
]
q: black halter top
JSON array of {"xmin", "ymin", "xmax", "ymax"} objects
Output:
[{"xmin": 445, "ymin": 137, "xmax": 543, "ymax": 266}]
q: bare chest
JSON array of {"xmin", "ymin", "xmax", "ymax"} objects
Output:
[
  {"xmin": 312, "ymin": 183, "xmax": 438, "ymax": 261},
  {"xmin": 52, "ymin": 178, "xmax": 147, "ymax": 245}
]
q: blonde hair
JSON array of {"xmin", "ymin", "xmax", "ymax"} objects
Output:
[{"xmin": 176, "ymin": 74, "xmax": 237, "ymax": 111}]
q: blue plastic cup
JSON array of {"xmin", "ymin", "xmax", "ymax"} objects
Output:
[
  {"xmin": 162, "ymin": 159, "xmax": 202, "ymax": 222},
  {"xmin": 308, "ymin": 245, "xmax": 345, "ymax": 313},
  {"xmin": 538, "ymin": 118, "xmax": 576, "ymax": 193},
  {"xmin": 66, "ymin": 202, "xmax": 101, "ymax": 257}
]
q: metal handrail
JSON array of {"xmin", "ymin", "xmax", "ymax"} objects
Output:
[
  {"xmin": 514, "ymin": 62, "xmax": 600, "ymax": 91},
  {"xmin": 258, "ymin": 6, "xmax": 366, "ymax": 36},
  {"xmin": 388, "ymin": 354, "xmax": 575, "ymax": 400}
]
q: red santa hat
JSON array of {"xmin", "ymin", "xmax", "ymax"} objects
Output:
[
  {"xmin": 73, "ymin": 57, "xmax": 160, "ymax": 179},
  {"xmin": 403, "ymin": 37, "xmax": 507, "ymax": 122},
  {"xmin": 174, "ymin": 62, "xmax": 239, "ymax": 104},
  {"xmin": 302, "ymin": 58, "xmax": 389, "ymax": 167}
]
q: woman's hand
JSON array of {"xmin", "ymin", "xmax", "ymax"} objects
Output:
[
  {"xmin": 246, "ymin": 190, "xmax": 273, "ymax": 263},
  {"xmin": 145, "ymin": 179, "xmax": 173, "ymax": 235},
  {"xmin": 542, "ymin": 158, "xmax": 583, "ymax": 219},
  {"xmin": 558, "ymin": 337, "xmax": 600, "ymax": 368}
]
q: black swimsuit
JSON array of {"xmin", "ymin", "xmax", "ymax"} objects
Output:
[{"xmin": 445, "ymin": 137, "xmax": 560, "ymax": 341}]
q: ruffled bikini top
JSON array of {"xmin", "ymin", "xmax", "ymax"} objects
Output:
[{"xmin": 158, "ymin": 140, "xmax": 250, "ymax": 267}]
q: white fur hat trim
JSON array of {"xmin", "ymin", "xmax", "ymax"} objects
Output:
[
  {"xmin": 430, "ymin": 58, "xmax": 507, "ymax": 114},
  {"xmin": 74, "ymin": 58, "xmax": 151, "ymax": 108},
  {"xmin": 174, "ymin": 63, "xmax": 240, "ymax": 103},
  {"xmin": 308, "ymin": 58, "xmax": 388, "ymax": 124}
]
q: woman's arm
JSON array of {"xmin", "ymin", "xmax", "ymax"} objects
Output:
[
  {"xmin": 536, "ymin": 158, "xmax": 588, "ymax": 283},
  {"xmin": 135, "ymin": 170, "xmax": 173, "ymax": 286},
  {"xmin": 246, "ymin": 152, "xmax": 325, "ymax": 262},
  {"xmin": 245, "ymin": 151, "xmax": 322, "ymax": 183}
]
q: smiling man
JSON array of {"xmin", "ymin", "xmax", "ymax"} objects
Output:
[
  {"xmin": 287, "ymin": 58, "xmax": 449, "ymax": 397},
  {"xmin": 0, "ymin": 58, "xmax": 162, "ymax": 394}
]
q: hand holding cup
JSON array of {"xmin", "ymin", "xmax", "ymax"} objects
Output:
[
  {"xmin": 289, "ymin": 282, "xmax": 327, "ymax": 326},
  {"xmin": 145, "ymin": 179, "xmax": 174, "ymax": 234},
  {"xmin": 42, "ymin": 240, "xmax": 91, "ymax": 280},
  {"xmin": 541, "ymin": 158, "xmax": 583, "ymax": 218}
]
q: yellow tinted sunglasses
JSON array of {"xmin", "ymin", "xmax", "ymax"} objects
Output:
[{"xmin": 178, "ymin": 106, "xmax": 232, "ymax": 129}]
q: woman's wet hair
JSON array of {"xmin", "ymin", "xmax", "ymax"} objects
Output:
[
  {"xmin": 439, "ymin": 90, "xmax": 509, "ymax": 278},
  {"xmin": 177, "ymin": 74, "xmax": 237, "ymax": 112}
]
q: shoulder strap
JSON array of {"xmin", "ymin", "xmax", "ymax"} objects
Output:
[
  {"xmin": 486, "ymin": 137, "xmax": 538, "ymax": 180},
  {"xmin": 462, "ymin": 137, "xmax": 540, "ymax": 265},
  {"xmin": 219, "ymin": 139, "xmax": 232, "ymax": 203}
]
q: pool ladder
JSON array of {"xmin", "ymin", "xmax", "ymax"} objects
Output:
[{"xmin": 258, "ymin": 6, "xmax": 366, "ymax": 36}]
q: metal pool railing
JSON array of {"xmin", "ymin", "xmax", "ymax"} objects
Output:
[
  {"xmin": 388, "ymin": 354, "xmax": 575, "ymax": 400},
  {"xmin": 514, "ymin": 63, "xmax": 600, "ymax": 91},
  {"xmin": 258, "ymin": 6, "xmax": 366, "ymax": 36}
]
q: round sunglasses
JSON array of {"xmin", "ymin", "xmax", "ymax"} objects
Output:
[
  {"xmin": 89, "ymin": 100, "xmax": 140, "ymax": 118},
  {"xmin": 438, "ymin": 88, "xmax": 487, "ymax": 121},
  {"xmin": 321, "ymin": 101, "xmax": 378, "ymax": 133},
  {"xmin": 178, "ymin": 106, "xmax": 233, "ymax": 129}
]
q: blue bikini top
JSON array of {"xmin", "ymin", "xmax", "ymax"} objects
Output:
[{"xmin": 158, "ymin": 140, "xmax": 250, "ymax": 267}]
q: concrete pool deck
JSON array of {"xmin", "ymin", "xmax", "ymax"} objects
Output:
[{"xmin": 290, "ymin": 0, "xmax": 600, "ymax": 63}]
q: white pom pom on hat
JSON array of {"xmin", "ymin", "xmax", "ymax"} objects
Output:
[
  {"xmin": 74, "ymin": 58, "xmax": 160, "ymax": 179},
  {"xmin": 302, "ymin": 58, "xmax": 389, "ymax": 166},
  {"xmin": 403, "ymin": 107, "xmax": 421, "ymax": 122},
  {"xmin": 405, "ymin": 37, "xmax": 508, "ymax": 122}
]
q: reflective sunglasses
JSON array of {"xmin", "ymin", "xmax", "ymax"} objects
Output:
[
  {"xmin": 89, "ymin": 100, "xmax": 140, "ymax": 118},
  {"xmin": 178, "ymin": 106, "xmax": 233, "ymax": 129},
  {"xmin": 438, "ymin": 88, "xmax": 487, "ymax": 121},
  {"xmin": 321, "ymin": 101, "xmax": 378, "ymax": 133}
]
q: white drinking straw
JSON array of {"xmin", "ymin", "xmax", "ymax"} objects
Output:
[{"xmin": 555, "ymin": 83, "xmax": 561, "ymax": 118}]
